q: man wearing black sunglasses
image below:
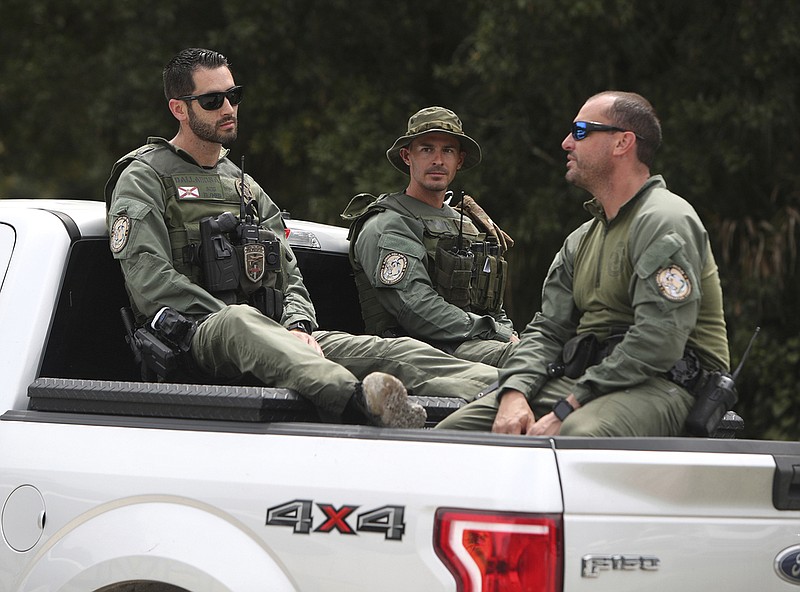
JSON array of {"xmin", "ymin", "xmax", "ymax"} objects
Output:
[
  {"xmin": 439, "ymin": 91, "xmax": 730, "ymax": 437},
  {"xmin": 105, "ymin": 47, "xmax": 499, "ymax": 428}
]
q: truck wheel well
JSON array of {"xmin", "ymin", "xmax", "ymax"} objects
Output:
[{"xmin": 96, "ymin": 583, "xmax": 189, "ymax": 592}]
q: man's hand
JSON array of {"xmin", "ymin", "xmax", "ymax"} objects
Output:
[
  {"xmin": 492, "ymin": 390, "xmax": 535, "ymax": 435},
  {"xmin": 289, "ymin": 329, "xmax": 325, "ymax": 357},
  {"xmin": 529, "ymin": 394, "xmax": 581, "ymax": 436},
  {"xmin": 509, "ymin": 333, "xmax": 520, "ymax": 344}
]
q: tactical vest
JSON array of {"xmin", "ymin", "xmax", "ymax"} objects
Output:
[
  {"xmin": 342, "ymin": 192, "xmax": 508, "ymax": 336},
  {"xmin": 105, "ymin": 138, "xmax": 285, "ymax": 313}
]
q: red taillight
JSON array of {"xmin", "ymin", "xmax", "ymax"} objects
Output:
[
  {"xmin": 434, "ymin": 509, "xmax": 562, "ymax": 592},
  {"xmin": 284, "ymin": 227, "xmax": 291, "ymax": 239}
]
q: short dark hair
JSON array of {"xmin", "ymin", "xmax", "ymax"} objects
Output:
[
  {"xmin": 593, "ymin": 91, "xmax": 662, "ymax": 168},
  {"xmin": 162, "ymin": 48, "xmax": 231, "ymax": 100}
]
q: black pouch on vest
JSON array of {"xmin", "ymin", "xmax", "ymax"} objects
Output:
[
  {"xmin": 562, "ymin": 333, "xmax": 600, "ymax": 379},
  {"xmin": 250, "ymin": 286, "xmax": 285, "ymax": 321}
]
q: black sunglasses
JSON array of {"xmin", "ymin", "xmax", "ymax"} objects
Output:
[
  {"xmin": 176, "ymin": 85, "xmax": 244, "ymax": 111},
  {"xmin": 572, "ymin": 120, "xmax": 642, "ymax": 141}
]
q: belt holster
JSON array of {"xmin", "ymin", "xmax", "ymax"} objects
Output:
[
  {"xmin": 561, "ymin": 333, "xmax": 600, "ymax": 378},
  {"xmin": 121, "ymin": 307, "xmax": 198, "ymax": 382},
  {"xmin": 665, "ymin": 347, "xmax": 704, "ymax": 392},
  {"xmin": 249, "ymin": 286, "xmax": 284, "ymax": 321},
  {"xmin": 545, "ymin": 329, "xmax": 632, "ymax": 379}
]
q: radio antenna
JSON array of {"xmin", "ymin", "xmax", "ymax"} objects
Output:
[{"xmin": 732, "ymin": 326, "xmax": 760, "ymax": 380}]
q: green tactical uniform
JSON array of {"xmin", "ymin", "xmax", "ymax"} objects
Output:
[
  {"xmin": 345, "ymin": 191, "xmax": 517, "ymax": 367},
  {"xmin": 438, "ymin": 176, "xmax": 730, "ymax": 436},
  {"xmin": 106, "ymin": 138, "xmax": 497, "ymax": 421}
]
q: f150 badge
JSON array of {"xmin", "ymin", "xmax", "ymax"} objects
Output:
[
  {"xmin": 776, "ymin": 545, "xmax": 800, "ymax": 585},
  {"xmin": 266, "ymin": 499, "xmax": 406, "ymax": 541},
  {"xmin": 582, "ymin": 554, "xmax": 660, "ymax": 578}
]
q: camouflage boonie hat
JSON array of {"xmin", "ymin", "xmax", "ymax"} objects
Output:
[{"xmin": 386, "ymin": 106, "xmax": 482, "ymax": 173}]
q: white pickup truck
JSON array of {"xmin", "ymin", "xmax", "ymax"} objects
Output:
[{"xmin": 3, "ymin": 198, "xmax": 800, "ymax": 592}]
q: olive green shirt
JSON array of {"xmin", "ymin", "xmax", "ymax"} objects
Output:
[
  {"xmin": 352, "ymin": 192, "xmax": 515, "ymax": 344},
  {"xmin": 106, "ymin": 138, "xmax": 316, "ymax": 329},
  {"xmin": 499, "ymin": 176, "xmax": 730, "ymax": 404}
]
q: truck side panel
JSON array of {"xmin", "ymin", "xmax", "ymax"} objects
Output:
[
  {"xmin": 556, "ymin": 444, "xmax": 800, "ymax": 591},
  {"xmin": 1, "ymin": 417, "xmax": 562, "ymax": 591}
]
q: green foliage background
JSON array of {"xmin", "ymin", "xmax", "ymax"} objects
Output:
[{"xmin": 2, "ymin": 0, "xmax": 798, "ymax": 439}]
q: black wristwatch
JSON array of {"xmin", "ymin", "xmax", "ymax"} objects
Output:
[
  {"xmin": 286, "ymin": 320, "xmax": 312, "ymax": 334},
  {"xmin": 552, "ymin": 398, "xmax": 575, "ymax": 422}
]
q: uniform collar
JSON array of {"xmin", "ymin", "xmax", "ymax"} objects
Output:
[
  {"xmin": 146, "ymin": 136, "xmax": 230, "ymax": 168},
  {"xmin": 584, "ymin": 175, "xmax": 666, "ymax": 223},
  {"xmin": 388, "ymin": 191, "xmax": 457, "ymax": 217}
]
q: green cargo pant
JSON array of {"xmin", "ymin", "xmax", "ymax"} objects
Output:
[
  {"xmin": 453, "ymin": 339, "xmax": 518, "ymax": 367},
  {"xmin": 192, "ymin": 305, "xmax": 498, "ymax": 422},
  {"xmin": 436, "ymin": 374, "xmax": 695, "ymax": 437}
]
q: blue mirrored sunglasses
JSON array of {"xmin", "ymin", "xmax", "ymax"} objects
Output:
[{"xmin": 572, "ymin": 120, "xmax": 642, "ymax": 141}]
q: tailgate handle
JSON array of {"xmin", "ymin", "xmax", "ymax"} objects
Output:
[{"xmin": 773, "ymin": 455, "xmax": 800, "ymax": 510}]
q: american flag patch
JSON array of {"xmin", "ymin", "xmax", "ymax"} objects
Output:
[{"xmin": 178, "ymin": 186, "xmax": 200, "ymax": 199}]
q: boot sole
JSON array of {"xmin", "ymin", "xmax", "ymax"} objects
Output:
[{"xmin": 362, "ymin": 373, "xmax": 427, "ymax": 429}]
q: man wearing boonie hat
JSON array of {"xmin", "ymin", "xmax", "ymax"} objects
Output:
[
  {"xmin": 106, "ymin": 50, "xmax": 502, "ymax": 431},
  {"xmin": 341, "ymin": 106, "xmax": 518, "ymax": 367}
]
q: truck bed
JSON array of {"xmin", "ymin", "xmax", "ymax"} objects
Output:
[{"xmin": 3, "ymin": 198, "xmax": 786, "ymax": 592}]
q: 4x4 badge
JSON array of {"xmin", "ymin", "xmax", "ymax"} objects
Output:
[{"xmin": 267, "ymin": 499, "xmax": 406, "ymax": 541}]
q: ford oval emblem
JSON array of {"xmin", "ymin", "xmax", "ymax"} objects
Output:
[{"xmin": 776, "ymin": 545, "xmax": 800, "ymax": 585}]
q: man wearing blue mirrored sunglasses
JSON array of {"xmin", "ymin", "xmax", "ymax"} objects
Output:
[{"xmin": 439, "ymin": 91, "xmax": 731, "ymax": 437}]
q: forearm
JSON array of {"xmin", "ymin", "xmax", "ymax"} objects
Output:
[
  {"xmin": 498, "ymin": 314, "xmax": 566, "ymax": 399},
  {"xmin": 382, "ymin": 287, "xmax": 511, "ymax": 342},
  {"xmin": 498, "ymin": 239, "xmax": 581, "ymax": 399},
  {"xmin": 493, "ymin": 309, "xmax": 517, "ymax": 336}
]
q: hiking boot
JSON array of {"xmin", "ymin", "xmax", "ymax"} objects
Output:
[{"xmin": 352, "ymin": 372, "xmax": 427, "ymax": 428}]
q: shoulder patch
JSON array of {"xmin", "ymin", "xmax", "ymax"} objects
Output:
[
  {"xmin": 655, "ymin": 264, "xmax": 691, "ymax": 301},
  {"xmin": 379, "ymin": 252, "xmax": 409, "ymax": 285},
  {"xmin": 110, "ymin": 215, "xmax": 131, "ymax": 253}
]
